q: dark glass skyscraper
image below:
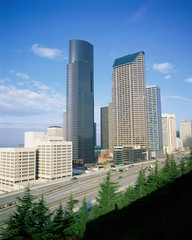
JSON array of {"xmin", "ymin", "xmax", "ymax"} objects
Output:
[
  {"xmin": 101, "ymin": 106, "xmax": 109, "ymax": 149},
  {"xmin": 66, "ymin": 39, "xmax": 94, "ymax": 164}
]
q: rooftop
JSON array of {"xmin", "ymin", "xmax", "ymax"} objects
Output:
[{"xmin": 113, "ymin": 51, "xmax": 144, "ymax": 67}]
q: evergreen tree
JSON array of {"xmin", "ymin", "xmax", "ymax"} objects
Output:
[
  {"xmin": 31, "ymin": 196, "xmax": 54, "ymax": 240},
  {"xmin": 179, "ymin": 158, "xmax": 187, "ymax": 175},
  {"xmin": 91, "ymin": 171, "xmax": 120, "ymax": 219},
  {"xmin": 52, "ymin": 203, "xmax": 65, "ymax": 240},
  {"xmin": 169, "ymin": 156, "xmax": 180, "ymax": 180},
  {"xmin": 163, "ymin": 154, "xmax": 171, "ymax": 173},
  {"xmin": 1, "ymin": 187, "xmax": 36, "ymax": 240},
  {"xmin": 121, "ymin": 185, "xmax": 138, "ymax": 208},
  {"xmin": 63, "ymin": 194, "xmax": 77, "ymax": 239},
  {"xmin": 135, "ymin": 169, "xmax": 148, "ymax": 198},
  {"xmin": 186, "ymin": 150, "xmax": 192, "ymax": 172},
  {"xmin": 74, "ymin": 197, "xmax": 89, "ymax": 239}
]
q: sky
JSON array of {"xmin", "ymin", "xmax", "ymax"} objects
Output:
[{"xmin": 0, "ymin": 0, "xmax": 192, "ymax": 147}]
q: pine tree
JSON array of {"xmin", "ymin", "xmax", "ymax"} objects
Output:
[
  {"xmin": 135, "ymin": 169, "xmax": 148, "ymax": 198},
  {"xmin": 186, "ymin": 150, "xmax": 192, "ymax": 172},
  {"xmin": 63, "ymin": 194, "xmax": 77, "ymax": 239},
  {"xmin": 52, "ymin": 203, "xmax": 65, "ymax": 240},
  {"xmin": 1, "ymin": 187, "xmax": 36, "ymax": 240},
  {"xmin": 74, "ymin": 197, "xmax": 89, "ymax": 239},
  {"xmin": 121, "ymin": 185, "xmax": 138, "ymax": 208},
  {"xmin": 91, "ymin": 171, "xmax": 120, "ymax": 219},
  {"xmin": 169, "ymin": 156, "xmax": 180, "ymax": 180},
  {"xmin": 179, "ymin": 158, "xmax": 187, "ymax": 175},
  {"xmin": 31, "ymin": 196, "xmax": 54, "ymax": 240}
]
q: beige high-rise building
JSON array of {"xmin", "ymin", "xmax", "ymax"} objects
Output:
[
  {"xmin": 179, "ymin": 121, "xmax": 192, "ymax": 148},
  {"xmin": 112, "ymin": 51, "xmax": 148, "ymax": 149},
  {"xmin": 162, "ymin": 114, "xmax": 177, "ymax": 154},
  {"xmin": 0, "ymin": 147, "xmax": 36, "ymax": 193}
]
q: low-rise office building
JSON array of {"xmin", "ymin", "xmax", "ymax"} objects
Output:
[
  {"xmin": 0, "ymin": 147, "xmax": 36, "ymax": 193},
  {"xmin": 113, "ymin": 145, "xmax": 147, "ymax": 165},
  {"xmin": 25, "ymin": 130, "xmax": 72, "ymax": 181}
]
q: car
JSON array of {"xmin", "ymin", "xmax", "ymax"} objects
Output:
[
  {"xmin": 118, "ymin": 176, "xmax": 123, "ymax": 179},
  {"xmin": 71, "ymin": 177, "xmax": 78, "ymax": 180},
  {"xmin": 73, "ymin": 199, "xmax": 79, "ymax": 203}
]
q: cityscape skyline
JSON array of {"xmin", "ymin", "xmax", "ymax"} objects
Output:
[{"xmin": 0, "ymin": 0, "xmax": 192, "ymax": 147}]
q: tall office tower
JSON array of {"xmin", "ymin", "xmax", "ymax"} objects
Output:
[
  {"xmin": 66, "ymin": 39, "xmax": 94, "ymax": 165},
  {"xmin": 112, "ymin": 51, "xmax": 148, "ymax": 149},
  {"xmin": 101, "ymin": 106, "xmax": 109, "ymax": 149},
  {"xmin": 108, "ymin": 102, "xmax": 114, "ymax": 155},
  {"xmin": 146, "ymin": 85, "xmax": 163, "ymax": 158},
  {"xmin": 63, "ymin": 110, "xmax": 66, "ymax": 141},
  {"xmin": 162, "ymin": 114, "xmax": 177, "ymax": 154},
  {"xmin": 179, "ymin": 121, "xmax": 192, "ymax": 148},
  {"xmin": 94, "ymin": 122, "xmax": 97, "ymax": 147}
]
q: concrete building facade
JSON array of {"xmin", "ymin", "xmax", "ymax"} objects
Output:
[
  {"xmin": 179, "ymin": 121, "xmax": 192, "ymax": 148},
  {"xmin": 0, "ymin": 147, "xmax": 36, "ymax": 193},
  {"xmin": 113, "ymin": 145, "xmax": 147, "ymax": 165},
  {"xmin": 146, "ymin": 85, "xmax": 163, "ymax": 158},
  {"xmin": 162, "ymin": 114, "xmax": 177, "ymax": 154},
  {"xmin": 25, "ymin": 130, "xmax": 72, "ymax": 181},
  {"xmin": 112, "ymin": 51, "xmax": 148, "ymax": 150}
]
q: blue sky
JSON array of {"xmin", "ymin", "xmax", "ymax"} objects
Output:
[{"xmin": 0, "ymin": 0, "xmax": 192, "ymax": 147}]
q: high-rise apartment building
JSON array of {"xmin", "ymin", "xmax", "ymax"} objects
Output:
[
  {"xmin": 146, "ymin": 85, "xmax": 163, "ymax": 158},
  {"xmin": 101, "ymin": 106, "xmax": 109, "ymax": 149},
  {"xmin": 179, "ymin": 121, "xmax": 192, "ymax": 148},
  {"xmin": 162, "ymin": 114, "xmax": 177, "ymax": 154},
  {"xmin": 112, "ymin": 51, "xmax": 148, "ymax": 149},
  {"xmin": 66, "ymin": 39, "xmax": 94, "ymax": 165}
]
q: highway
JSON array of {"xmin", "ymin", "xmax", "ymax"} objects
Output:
[{"xmin": 0, "ymin": 153, "xmax": 188, "ymax": 227}]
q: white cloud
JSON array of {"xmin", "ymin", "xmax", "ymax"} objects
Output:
[
  {"xmin": 185, "ymin": 77, "xmax": 192, "ymax": 83},
  {"xmin": 165, "ymin": 75, "xmax": 171, "ymax": 79},
  {"xmin": 153, "ymin": 62, "xmax": 173, "ymax": 74},
  {"xmin": 131, "ymin": 4, "xmax": 149, "ymax": 22},
  {"xmin": 30, "ymin": 44, "xmax": 63, "ymax": 59},
  {"xmin": 32, "ymin": 81, "xmax": 50, "ymax": 91},
  {"xmin": 0, "ymin": 77, "xmax": 11, "ymax": 84},
  {"xmin": 0, "ymin": 85, "xmax": 65, "ymax": 116},
  {"xmin": 10, "ymin": 70, "xmax": 29, "ymax": 79},
  {"xmin": 162, "ymin": 95, "xmax": 192, "ymax": 103}
]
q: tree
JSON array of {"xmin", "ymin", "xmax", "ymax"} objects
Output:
[
  {"xmin": 135, "ymin": 169, "xmax": 148, "ymax": 198},
  {"xmin": 186, "ymin": 150, "xmax": 192, "ymax": 172},
  {"xmin": 91, "ymin": 171, "xmax": 120, "ymax": 219},
  {"xmin": 52, "ymin": 203, "xmax": 65, "ymax": 240},
  {"xmin": 179, "ymin": 158, "xmax": 187, "ymax": 175},
  {"xmin": 31, "ymin": 196, "xmax": 54, "ymax": 240},
  {"xmin": 1, "ymin": 187, "xmax": 36, "ymax": 240},
  {"xmin": 74, "ymin": 197, "xmax": 89, "ymax": 239},
  {"xmin": 63, "ymin": 194, "xmax": 77, "ymax": 239},
  {"xmin": 169, "ymin": 156, "xmax": 180, "ymax": 180},
  {"xmin": 121, "ymin": 185, "xmax": 138, "ymax": 208}
]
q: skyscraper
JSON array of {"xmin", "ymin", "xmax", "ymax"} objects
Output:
[
  {"xmin": 179, "ymin": 121, "xmax": 192, "ymax": 148},
  {"xmin": 162, "ymin": 114, "xmax": 177, "ymax": 154},
  {"xmin": 101, "ymin": 106, "xmax": 109, "ymax": 149},
  {"xmin": 112, "ymin": 51, "xmax": 148, "ymax": 149},
  {"xmin": 66, "ymin": 39, "xmax": 94, "ymax": 165},
  {"xmin": 146, "ymin": 85, "xmax": 163, "ymax": 158},
  {"xmin": 108, "ymin": 102, "xmax": 114, "ymax": 155}
]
